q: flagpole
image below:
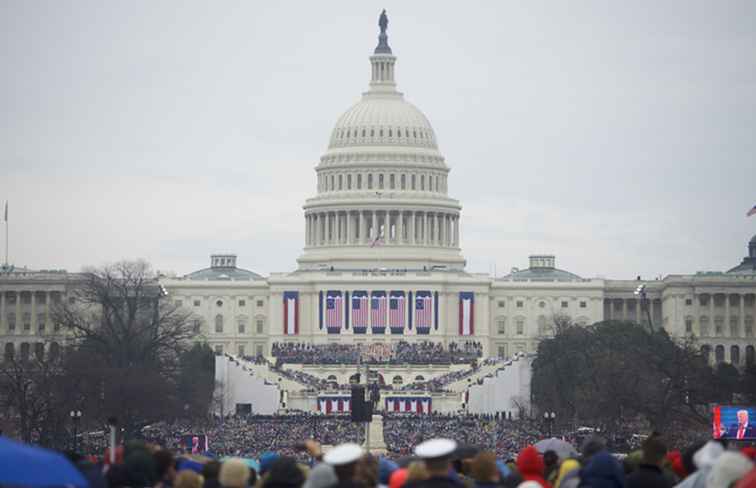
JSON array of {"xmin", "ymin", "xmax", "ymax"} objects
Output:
[{"xmin": 4, "ymin": 201, "xmax": 7, "ymax": 267}]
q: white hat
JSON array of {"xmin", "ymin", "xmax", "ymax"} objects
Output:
[
  {"xmin": 323, "ymin": 443, "xmax": 365, "ymax": 466},
  {"xmin": 414, "ymin": 438, "xmax": 458, "ymax": 459}
]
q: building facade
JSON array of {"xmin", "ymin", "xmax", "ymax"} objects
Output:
[{"xmin": 2, "ymin": 16, "xmax": 755, "ymax": 369}]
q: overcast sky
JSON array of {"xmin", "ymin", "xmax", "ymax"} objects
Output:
[{"xmin": 1, "ymin": 1, "xmax": 755, "ymax": 279}]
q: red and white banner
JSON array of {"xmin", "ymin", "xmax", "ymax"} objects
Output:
[
  {"xmin": 385, "ymin": 397, "xmax": 432, "ymax": 414},
  {"xmin": 283, "ymin": 291, "xmax": 298, "ymax": 335},
  {"xmin": 317, "ymin": 396, "xmax": 351, "ymax": 413},
  {"xmin": 459, "ymin": 292, "xmax": 474, "ymax": 336}
]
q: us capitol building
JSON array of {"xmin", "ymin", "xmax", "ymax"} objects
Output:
[{"xmin": 1, "ymin": 14, "xmax": 755, "ymax": 373}]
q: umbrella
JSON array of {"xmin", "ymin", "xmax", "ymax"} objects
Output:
[
  {"xmin": 0, "ymin": 436, "xmax": 89, "ymax": 488},
  {"xmin": 534, "ymin": 437, "xmax": 577, "ymax": 460}
]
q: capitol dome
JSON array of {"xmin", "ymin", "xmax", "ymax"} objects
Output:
[
  {"xmin": 298, "ymin": 11, "xmax": 465, "ymax": 271},
  {"xmin": 328, "ymin": 96, "xmax": 438, "ymax": 150}
]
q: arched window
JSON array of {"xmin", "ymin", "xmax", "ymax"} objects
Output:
[
  {"xmin": 701, "ymin": 344, "xmax": 711, "ymax": 362},
  {"xmin": 746, "ymin": 345, "xmax": 755, "ymax": 365},
  {"xmin": 411, "ymin": 174, "xmax": 416, "ymax": 190},
  {"xmin": 338, "ymin": 174, "xmax": 343, "ymax": 190},
  {"xmin": 380, "ymin": 128, "xmax": 384, "ymax": 137},
  {"xmin": 700, "ymin": 316, "xmax": 710, "ymax": 336},
  {"xmin": 357, "ymin": 174, "xmax": 362, "ymax": 189},
  {"xmin": 392, "ymin": 375, "xmax": 403, "ymax": 385},
  {"xmin": 715, "ymin": 345, "xmax": 725, "ymax": 363},
  {"xmin": 429, "ymin": 175, "xmax": 434, "ymax": 192},
  {"xmin": 329, "ymin": 175, "xmax": 334, "ymax": 191},
  {"xmin": 347, "ymin": 174, "xmax": 352, "ymax": 189},
  {"xmin": 327, "ymin": 375, "xmax": 337, "ymax": 381},
  {"xmin": 362, "ymin": 129, "xmax": 366, "ymax": 137},
  {"xmin": 368, "ymin": 174, "xmax": 373, "ymax": 189},
  {"xmin": 421, "ymin": 175, "xmax": 425, "ymax": 191},
  {"xmin": 20, "ymin": 343, "xmax": 30, "ymax": 361},
  {"xmin": 4, "ymin": 343, "xmax": 14, "ymax": 361},
  {"xmin": 215, "ymin": 315, "xmax": 224, "ymax": 333},
  {"xmin": 371, "ymin": 129, "xmax": 375, "ymax": 137},
  {"xmin": 388, "ymin": 128, "xmax": 392, "ymax": 137},
  {"xmin": 390, "ymin": 174, "xmax": 395, "ymax": 189},
  {"xmin": 414, "ymin": 375, "xmax": 425, "ymax": 382},
  {"xmin": 537, "ymin": 315, "xmax": 547, "ymax": 334},
  {"xmin": 401, "ymin": 174, "xmax": 406, "ymax": 190},
  {"xmin": 731, "ymin": 345, "xmax": 740, "ymax": 364},
  {"xmin": 379, "ymin": 174, "xmax": 384, "ymax": 189},
  {"xmin": 49, "ymin": 342, "xmax": 60, "ymax": 359}
]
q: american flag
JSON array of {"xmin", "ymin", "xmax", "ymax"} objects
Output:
[
  {"xmin": 351, "ymin": 292, "xmax": 369, "ymax": 329},
  {"xmin": 371, "ymin": 292, "xmax": 387, "ymax": 328},
  {"xmin": 389, "ymin": 292, "xmax": 405, "ymax": 330},
  {"xmin": 415, "ymin": 292, "xmax": 432, "ymax": 330},
  {"xmin": 326, "ymin": 292, "xmax": 342, "ymax": 329},
  {"xmin": 748, "ymin": 205, "xmax": 756, "ymax": 217}
]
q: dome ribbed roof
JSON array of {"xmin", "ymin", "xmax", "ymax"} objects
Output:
[{"xmin": 328, "ymin": 94, "xmax": 438, "ymax": 150}]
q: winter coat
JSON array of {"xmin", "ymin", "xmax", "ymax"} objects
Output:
[
  {"xmin": 577, "ymin": 452, "xmax": 625, "ymax": 488},
  {"xmin": 625, "ymin": 464, "xmax": 672, "ymax": 488},
  {"xmin": 516, "ymin": 446, "xmax": 552, "ymax": 488}
]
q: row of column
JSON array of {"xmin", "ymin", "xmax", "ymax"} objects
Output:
[
  {"xmin": 305, "ymin": 210, "xmax": 459, "ymax": 248},
  {"xmin": 0, "ymin": 291, "xmax": 58, "ymax": 334},
  {"xmin": 700, "ymin": 293, "xmax": 753, "ymax": 337}
]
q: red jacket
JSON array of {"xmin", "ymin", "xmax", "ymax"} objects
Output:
[{"xmin": 516, "ymin": 446, "xmax": 552, "ymax": 488}]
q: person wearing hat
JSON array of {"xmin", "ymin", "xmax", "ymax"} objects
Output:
[
  {"xmin": 324, "ymin": 443, "xmax": 366, "ymax": 488},
  {"xmin": 404, "ymin": 439, "xmax": 464, "ymax": 488}
]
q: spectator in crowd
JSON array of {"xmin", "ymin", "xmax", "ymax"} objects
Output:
[
  {"xmin": 153, "ymin": 450, "xmax": 176, "ymax": 488},
  {"xmin": 578, "ymin": 451, "xmax": 625, "ymax": 488},
  {"xmin": 219, "ymin": 458, "xmax": 250, "ymax": 488},
  {"xmin": 626, "ymin": 434, "xmax": 673, "ymax": 488},
  {"xmin": 516, "ymin": 446, "xmax": 551, "ymax": 488},
  {"xmin": 470, "ymin": 451, "xmax": 501, "ymax": 488},
  {"xmin": 174, "ymin": 471, "xmax": 202, "ymax": 488}
]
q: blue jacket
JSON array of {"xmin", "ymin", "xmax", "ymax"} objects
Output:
[{"xmin": 578, "ymin": 452, "xmax": 625, "ymax": 488}]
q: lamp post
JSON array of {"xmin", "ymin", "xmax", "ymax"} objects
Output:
[
  {"xmin": 544, "ymin": 411, "xmax": 556, "ymax": 437},
  {"xmin": 634, "ymin": 284, "xmax": 654, "ymax": 332},
  {"xmin": 69, "ymin": 410, "xmax": 82, "ymax": 452}
]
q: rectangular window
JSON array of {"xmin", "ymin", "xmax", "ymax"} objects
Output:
[
  {"xmin": 193, "ymin": 320, "xmax": 201, "ymax": 334},
  {"xmin": 8, "ymin": 320, "xmax": 16, "ymax": 331},
  {"xmin": 256, "ymin": 344, "xmax": 264, "ymax": 357},
  {"xmin": 256, "ymin": 300, "xmax": 264, "ymax": 307},
  {"xmin": 497, "ymin": 320, "xmax": 506, "ymax": 335},
  {"xmin": 401, "ymin": 174, "xmax": 406, "ymax": 190},
  {"xmin": 498, "ymin": 301, "xmax": 505, "ymax": 308},
  {"xmin": 238, "ymin": 322, "xmax": 245, "ymax": 334},
  {"xmin": 580, "ymin": 301, "xmax": 587, "ymax": 308},
  {"xmin": 347, "ymin": 174, "xmax": 352, "ymax": 189},
  {"xmin": 338, "ymin": 174, "xmax": 342, "ymax": 190},
  {"xmin": 497, "ymin": 345, "xmax": 507, "ymax": 358},
  {"xmin": 215, "ymin": 322, "xmax": 223, "ymax": 334},
  {"xmin": 38, "ymin": 314, "xmax": 46, "ymax": 332},
  {"xmin": 24, "ymin": 322, "xmax": 31, "ymax": 331},
  {"xmin": 685, "ymin": 298, "xmax": 692, "ymax": 306},
  {"xmin": 411, "ymin": 174, "xmax": 416, "ymax": 190},
  {"xmin": 746, "ymin": 324, "xmax": 753, "ymax": 337},
  {"xmin": 561, "ymin": 301, "xmax": 568, "ymax": 308},
  {"xmin": 194, "ymin": 300, "xmax": 201, "ymax": 307},
  {"xmin": 6, "ymin": 293, "xmax": 16, "ymax": 305},
  {"xmin": 421, "ymin": 175, "xmax": 425, "ymax": 190},
  {"xmin": 357, "ymin": 174, "xmax": 362, "ymax": 189},
  {"xmin": 256, "ymin": 320, "xmax": 264, "ymax": 334},
  {"xmin": 516, "ymin": 320, "xmax": 524, "ymax": 335},
  {"xmin": 516, "ymin": 301, "xmax": 523, "ymax": 308},
  {"xmin": 22, "ymin": 293, "xmax": 31, "ymax": 305},
  {"xmin": 36, "ymin": 293, "xmax": 47, "ymax": 305},
  {"xmin": 685, "ymin": 319, "xmax": 693, "ymax": 333},
  {"xmin": 239, "ymin": 299, "xmax": 246, "ymax": 307},
  {"xmin": 368, "ymin": 174, "xmax": 373, "ymax": 189},
  {"xmin": 390, "ymin": 174, "xmax": 395, "ymax": 189},
  {"xmin": 238, "ymin": 345, "xmax": 245, "ymax": 357}
]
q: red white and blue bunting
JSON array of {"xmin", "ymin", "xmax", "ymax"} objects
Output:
[{"xmin": 385, "ymin": 397, "xmax": 432, "ymax": 414}]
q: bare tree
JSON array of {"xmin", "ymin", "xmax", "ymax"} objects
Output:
[{"xmin": 51, "ymin": 260, "xmax": 197, "ymax": 435}]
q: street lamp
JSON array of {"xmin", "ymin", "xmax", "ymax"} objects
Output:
[
  {"xmin": 69, "ymin": 410, "xmax": 82, "ymax": 452},
  {"xmin": 543, "ymin": 411, "xmax": 556, "ymax": 437}
]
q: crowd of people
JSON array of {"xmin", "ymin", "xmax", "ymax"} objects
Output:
[
  {"xmin": 16, "ymin": 416, "xmax": 756, "ymax": 488},
  {"xmin": 271, "ymin": 341, "xmax": 483, "ymax": 366}
]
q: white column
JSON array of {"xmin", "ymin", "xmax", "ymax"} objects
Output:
[
  {"xmin": 455, "ymin": 216, "xmax": 460, "ymax": 246},
  {"xmin": 383, "ymin": 211, "xmax": 389, "ymax": 242},
  {"xmin": 434, "ymin": 214, "xmax": 439, "ymax": 245},
  {"xmin": 359, "ymin": 211, "xmax": 366, "ymax": 243},
  {"xmin": 409, "ymin": 211, "xmax": 415, "ymax": 245},
  {"xmin": 397, "ymin": 211, "xmax": 404, "ymax": 244},
  {"xmin": 424, "ymin": 213, "xmax": 429, "ymax": 245},
  {"xmin": 346, "ymin": 211, "xmax": 352, "ymax": 244},
  {"xmin": 306, "ymin": 215, "xmax": 311, "ymax": 246},
  {"xmin": 726, "ymin": 294, "xmax": 731, "ymax": 335},
  {"xmin": 740, "ymin": 294, "xmax": 745, "ymax": 337}
]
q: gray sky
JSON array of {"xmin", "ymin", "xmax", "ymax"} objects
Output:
[{"xmin": 1, "ymin": 1, "xmax": 755, "ymax": 279}]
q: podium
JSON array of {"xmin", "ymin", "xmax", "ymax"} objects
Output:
[{"xmin": 364, "ymin": 414, "xmax": 387, "ymax": 454}]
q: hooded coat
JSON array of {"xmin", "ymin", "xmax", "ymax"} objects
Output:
[
  {"xmin": 673, "ymin": 441, "xmax": 724, "ymax": 488},
  {"xmin": 577, "ymin": 452, "xmax": 625, "ymax": 488},
  {"xmin": 516, "ymin": 446, "xmax": 552, "ymax": 488}
]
